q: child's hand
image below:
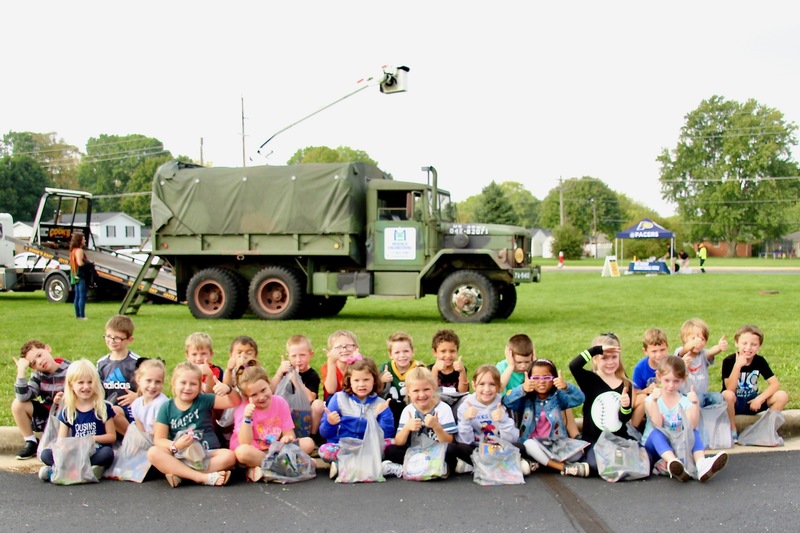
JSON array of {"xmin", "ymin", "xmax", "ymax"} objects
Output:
[
  {"xmin": 522, "ymin": 373, "xmax": 535, "ymax": 393},
  {"xmin": 324, "ymin": 407, "xmax": 341, "ymax": 425},
  {"xmin": 405, "ymin": 417, "xmax": 422, "ymax": 433},
  {"xmin": 716, "ymin": 335, "xmax": 729, "ymax": 353},
  {"xmin": 424, "ymin": 412, "xmax": 440, "ymax": 429},
  {"xmin": 380, "ymin": 365, "xmax": 393, "ymax": 384},
  {"xmin": 504, "ymin": 346, "xmax": 515, "ymax": 366},
  {"xmin": 553, "ymin": 370, "xmax": 567, "ymax": 391},
  {"xmin": 650, "ymin": 387, "xmax": 662, "ymax": 400},
  {"xmin": 211, "ymin": 375, "xmax": 229, "ymax": 396},
  {"xmin": 748, "ymin": 397, "xmax": 764, "ymax": 412},
  {"xmin": 620, "ymin": 385, "xmax": 630, "ymax": 409},
  {"xmin": 13, "ymin": 357, "xmax": 30, "ymax": 377},
  {"xmin": 244, "ymin": 399, "xmax": 256, "ymax": 419},
  {"xmin": 277, "ymin": 356, "xmax": 292, "ymax": 377},
  {"xmin": 462, "ymin": 400, "xmax": 478, "ymax": 420},
  {"xmin": 453, "ymin": 356, "xmax": 465, "ymax": 373},
  {"xmin": 174, "ymin": 432, "xmax": 194, "ymax": 451},
  {"xmin": 687, "ymin": 385, "xmax": 699, "ymax": 405},
  {"xmin": 200, "ymin": 363, "xmax": 213, "ymax": 379},
  {"xmin": 280, "ymin": 433, "xmax": 295, "ymax": 444},
  {"xmin": 601, "ymin": 345, "xmax": 621, "ymax": 357},
  {"xmin": 53, "ymin": 391, "xmax": 63, "ymax": 405},
  {"xmin": 682, "ymin": 353, "xmax": 694, "ymax": 368},
  {"xmin": 432, "ymin": 360, "xmax": 446, "ymax": 373},
  {"xmin": 735, "ymin": 352, "xmax": 749, "ymax": 367},
  {"xmin": 491, "ymin": 402, "xmax": 506, "ymax": 422},
  {"xmin": 644, "ymin": 383, "xmax": 656, "ymax": 395},
  {"xmin": 117, "ymin": 389, "xmax": 138, "ymax": 407},
  {"xmin": 324, "ymin": 348, "xmax": 339, "ymax": 363},
  {"xmin": 375, "ymin": 399, "xmax": 391, "ymax": 415}
]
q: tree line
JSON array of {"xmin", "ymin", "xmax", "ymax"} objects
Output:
[{"xmin": 2, "ymin": 96, "xmax": 798, "ymax": 257}]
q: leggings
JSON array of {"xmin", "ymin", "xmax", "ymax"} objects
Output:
[
  {"xmin": 644, "ymin": 427, "xmax": 703, "ymax": 464},
  {"xmin": 40, "ymin": 444, "xmax": 114, "ymax": 467}
]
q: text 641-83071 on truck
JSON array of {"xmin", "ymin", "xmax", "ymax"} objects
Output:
[
  {"xmin": 138, "ymin": 161, "xmax": 540, "ymax": 323},
  {"xmin": 1, "ymin": 188, "xmax": 177, "ymax": 305}
]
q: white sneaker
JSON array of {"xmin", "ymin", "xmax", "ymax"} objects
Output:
[
  {"xmin": 455, "ymin": 458, "xmax": 473, "ymax": 474},
  {"xmin": 667, "ymin": 459, "xmax": 690, "ymax": 482},
  {"xmin": 38, "ymin": 466, "xmax": 52, "ymax": 482},
  {"xmin": 519, "ymin": 459, "xmax": 531, "ymax": 476},
  {"xmin": 329, "ymin": 461, "xmax": 338, "ymax": 480},
  {"xmin": 92, "ymin": 465, "xmax": 104, "ymax": 481},
  {"xmin": 697, "ymin": 452, "xmax": 728, "ymax": 482},
  {"xmin": 561, "ymin": 462, "xmax": 590, "ymax": 477},
  {"xmin": 381, "ymin": 460, "xmax": 404, "ymax": 478}
]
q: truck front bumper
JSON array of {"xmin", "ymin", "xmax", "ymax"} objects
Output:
[{"xmin": 513, "ymin": 266, "xmax": 541, "ymax": 283}]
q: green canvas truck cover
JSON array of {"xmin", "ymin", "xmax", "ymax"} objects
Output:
[{"xmin": 151, "ymin": 161, "xmax": 390, "ymax": 236}]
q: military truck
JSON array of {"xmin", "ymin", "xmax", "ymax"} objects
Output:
[{"xmin": 139, "ymin": 160, "xmax": 540, "ymax": 323}]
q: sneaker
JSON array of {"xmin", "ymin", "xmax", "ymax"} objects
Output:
[
  {"xmin": 329, "ymin": 461, "xmax": 338, "ymax": 480},
  {"xmin": 38, "ymin": 466, "xmax": 52, "ymax": 482},
  {"xmin": 561, "ymin": 462, "xmax": 590, "ymax": 477},
  {"xmin": 16, "ymin": 440, "xmax": 38, "ymax": 460},
  {"xmin": 246, "ymin": 466, "xmax": 264, "ymax": 483},
  {"xmin": 731, "ymin": 431, "xmax": 739, "ymax": 444},
  {"xmin": 519, "ymin": 459, "xmax": 531, "ymax": 476},
  {"xmin": 454, "ymin": 458, "xmax": 473, "ymax": 474},
  {"xmin": 697, "ymin": 452, "xmax": 728, "ymax": 482},
  {"xmin": 92, "ymin": 465, "xmax": 104, "ymax": 480},
  {"xmin": 381, "ymin": 460, "xmax": 404, "ymax": 478},
  {"xmin": 667, "ymin": 459, "xmax": 690, "ymax": 482}
]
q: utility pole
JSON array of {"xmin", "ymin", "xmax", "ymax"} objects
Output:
[
  {"xmin": 590, "ymin": 197, "xmax": 597, "ymax": 258},
  {"xmin": 559, "ymin": 177, "xmax": 565, "ymax": 226},
  {"xmin": 241, "ymin": 97, "xmax": 247, "ymax": 167},
  {"xmin": 199, "ymin": 137, "xmax": 204, "ymax": 166}
]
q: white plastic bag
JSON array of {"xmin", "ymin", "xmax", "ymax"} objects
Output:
[
  {"xmin": 51, "ymin": 436, "xmax": 97, "ymax": 485},
  {"xmin": 738, "ymin": 410, "xmax": 784, "ymax": 447},
  {"xmin": 37, "ymin": 407, "xmax": 62, "ymax": 461},
  {"xmin": 403, "ymin": 435, "xmax": 448, "ymax": 481},
  {"xmin": 261, "ymin": 441, "xmax": 316, "ymax": 483},
  {"xmin": 595, "ymin": 431, "xmax": 650, "ymax": 482},
  {"xmin": 274, "ymin": 369, "xmax": 313, "ymax": 437},
  {"xmin": 699, "ymin": 403, "xmax": 733, "ymax": 450},
  {"xmin": 104, "ymin": 424, "xmax": 153, "ymax": 482},
  {"xmin": 471, "ymin": 437, "xmax": 524, "ymax": 486},
  {"xmin": 335, "ymin": 412, "xmax": 385, "ymax": 483}
]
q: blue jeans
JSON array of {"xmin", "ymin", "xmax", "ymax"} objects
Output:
[{"xmin": 73, "ymin": 278, "xmax": 87, "ymax": 318}]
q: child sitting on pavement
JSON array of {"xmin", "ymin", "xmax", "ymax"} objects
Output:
[
  {"xmin": 379, "ymin": 332, "xmax": 427, "ymax": 423},
  {"xmin": 631, "ymin": 328, "xmax": 670, "ymax": 427}
]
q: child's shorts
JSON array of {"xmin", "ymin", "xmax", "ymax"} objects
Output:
[
  {"xmin": 31, "ymin": 400, "xmax": 52, "ymax": 432},
  {"xmin": 734, "ymin": 396, "xmax": 768, "ymax": 415}
]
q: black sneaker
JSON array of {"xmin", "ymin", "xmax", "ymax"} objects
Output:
[{"xmin": 16, "ymin": 440, "xmax": 38, "ymax": 460}]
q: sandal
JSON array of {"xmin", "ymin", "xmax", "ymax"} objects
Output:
[
  {"xmin": 165, "ymin": 474, "xmax": 182, "ymax": 488},
  {"xmin": 204, "ymin": 470, "xmax": 231, "ymax": 486}
]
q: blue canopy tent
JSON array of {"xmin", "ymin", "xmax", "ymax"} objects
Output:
[{"xmin": 615, "ymin": 218, "xmax": 675, "ymax": 271}]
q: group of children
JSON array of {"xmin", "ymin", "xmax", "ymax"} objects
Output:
[{"xmin": 10, "ymin": 314, "xmax": 789, "ymax": 486}]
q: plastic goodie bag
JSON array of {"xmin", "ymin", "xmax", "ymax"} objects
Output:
[
  {"xmin": 274, "ymin": 369, "xmax": 313, "ymax": 437},
  {"xmin": 738, "ymin": 410, "xmax": 785, "ymax": 447},
  {"xmin": 51, "ymin": 436, "xmax": 97, "ymax": 485},
  {"xmin": 699, "ymin": 403, "xmax": 733, "ymax": 450},
  {"xmin": 651, "ymin": 418, "xmax": 698, "ymax": 478},
  {"xmin": 471, "ymin": 436, "xmax": 525, "ymax": 486},
  {"xmin": 104, "ymin": 424, "xmax": 154, "ymax": 482},
  {"xmin": 402, "ymin": 435, "xmax": 448, "ymax": 481},
  {"xmin": 537, "ymin": 437, "xmax": 591, "ymax": 463},
  {"xmin": 335, "ymin": 412, "xmax": 385, "ymax": 483},
  {"xmin": 37, "ymin": 407, "xmax": 62, "ymax": 461},
  {"xmin": 594, "ymin": 431, "xmax": 650, "ymax": 482},
  {"xmin": 261, "ymin": 441, "xmax": 316, "ymax": 483},
  {"xmin": 173, "ymin": 428, "xmax": 210, "ymax": 471}
]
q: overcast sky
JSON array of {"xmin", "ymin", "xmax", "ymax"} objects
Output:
[{"xmin": 4, "ymin": 1, "xmax": 799, "ymax": 217}]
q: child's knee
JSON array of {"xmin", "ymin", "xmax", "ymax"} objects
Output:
[
  {"xmin": 11, "ymin": 398, "xmax": 31, "ymax": 416},
  {"xmin": 769, "ymin": 390, "xmax": 789, "ymax": 409}
]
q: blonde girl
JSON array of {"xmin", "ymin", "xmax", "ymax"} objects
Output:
[
  {"xmin": 130, "ymin": 358, "xmax": 168, "ymax": 436},
  {"xmin": 568, "ymin": 333, "xmax": 634, "ymax": 476},
  {"xmin": 147, "ymin": 362, "xmax": 241, "ymax": 487},
  {"xmin": 38, "ymin": 359, "xmax": 116, "ymax": 481},
  {"xmin": 456, "ymin": 365, "xmax": 520, "ymax": 445},
  {"xmin": 642, "ymin": 356, "xmax": 728, "ymax": 482}
]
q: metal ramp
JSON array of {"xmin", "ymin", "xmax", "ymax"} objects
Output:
[{"xmin": 119, "ymin": 254, "xmax": 171, "ymax": 315}]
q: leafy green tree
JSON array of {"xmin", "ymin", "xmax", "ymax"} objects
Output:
[
  {"xmin": 287, "ymin": 146, "xmax": 378, "ymax": 166},
  {"xmin": 539, "ymin": 177, "xmax": 623, "ymax": 238},
  {"xmin": 455, "ymin": 194, "xmax": 480, "ymax": 223},
  {"xmin": 2, "ymin": 131, "xmax": 81, "ymax": 189},
  {"xmin": 474, "ymin": 181, "xmax": 518, "ymax": 225},
  {"xmin": 76, "ymin": 134, "xmax": 169, "ymax": 212},
  {"xmin": 499, "ymin": 181, "xmax": 541, "ymax": 228},
  {"xmin": 0, "ymin": 155, "xmax": 49, "ymax": 220},
  {"xmin": 658, "ymin": 96, "xmax": 799, "ymax": 256},
  {"xmin": 550, "ymin": 224, "xmax": 584, "ymax": 259}
]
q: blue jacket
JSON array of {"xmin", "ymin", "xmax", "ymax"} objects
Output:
[
  {"xmin": 503, "ymin": 383, "xmax": 584, "ymax": 441},
  {"xmin": 319, "ymin": 391, "xmax": 396, "ymax": 444}
]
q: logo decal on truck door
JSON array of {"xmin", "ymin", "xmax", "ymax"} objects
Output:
[{"xmin": 384, "ymin": 227, "xmax": 416, "ymax": 260}]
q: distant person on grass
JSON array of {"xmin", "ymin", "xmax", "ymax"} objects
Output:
[
  {"xmin": 698, "ymin": 243, "xmax": 708, "ymax": 273},
  {"xmin": 69, "ymin": 232, "xmax": 90, "ymax": 319}
]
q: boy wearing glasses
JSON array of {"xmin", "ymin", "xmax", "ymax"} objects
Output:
[
  {"xmin": 322, "ymin": 330, "xmax": 362, "ymax": 402},
  {"xmin": 97, "ymin": 314, "xmax": 140, "ymax": 434}
]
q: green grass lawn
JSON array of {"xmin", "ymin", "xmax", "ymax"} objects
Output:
[{"xmin": 2, "ymin": 267, "xmax": 799, "ymax": 425}]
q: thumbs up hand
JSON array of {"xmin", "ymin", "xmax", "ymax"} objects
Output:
[
  {"xmin": 380, "ymin": 365, "xmax": 393, "ymax": 384},
  {"xmin": 324, "ymin": 407, "xmax": 341, "ymax": 425},
  {"xmin": 424, "ymin": 412, "xmax": 440, "ymax": 429},
  {"xmin": 278, "ymin": 354, "xmax": 292, "ymax": 377},
  {"xmin": 522, "ymin": 372, "xmax": 535, "ymax": 393},
  {"xmin": 687, "ymin": 385, "xmax": 699, "ymax": 405},
  {"xmin": 620, "ymin": 385, "xmax": 630, "ymax": 409},
  {"xmin": 453, "ymin": 356, "xmax": 465, "ymax": 373},
  {"xmin": 554, "ymin": 369, "xmax": 567, "ymax": 390},
  {"xmin": 375, "ymin": 398, "xmax": 392, "ymax": 415},
  {"xmin": 405, "ymin": 417, "xmax": 422, "ymax": 433},
  {"xmin": 491, "ymin": 401, "xmax": 506, "ymax": 422},
  {"xmin": 717, "ymin": 335, "xmax": 729, "ymax": 353},
  {"xmin": 463, "ymin": 400, "xmax": 478, "ymax": 420},
  {"xmin": 244, "ymin": 398, "xmax": 256, "ymax": 419},
  {"xmin": 212, "ymin": 374, "xmax": 229, "ymax": 395}
]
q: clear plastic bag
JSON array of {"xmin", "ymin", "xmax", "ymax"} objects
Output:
[
  {"xmin": 51, "ymin": 436, "xmax": 97, "ymax": 485},
  {"xmin": 651, "ymin": 414, "xmax": 698, "ymax": 478},
  {"xmin": 471, "ymin": 437, "xmax": 525, "ymax": 486},
  {"xmin": 37, "ymin": 407, "xmax": 62, "ymax": 461},
  {"xmin": 699, "ymin": 403, "xmax": 733, "ymax": 450},
  {"xmin": 403, "ymin": 435, "xmax": 448, "ymax": 481},
  {"xmin": 538, "ymin": 437, "xmax": 590, "ymax": 463},
  {"xmin": 260, "ymin": 441, "xmax": 316, "ymax": 483},
  {"xmin": 595, "ymin": 431, "xmax": 650, "ymax": 482},
  {"xmin": 104, "ymin": 424, "xmax": 153, "ymax": 482},
  {"xmin": 274, "ymin": 369, "xmax": 313, "ymax": 437},
  {"xmin": 335, "ymin": 412, "xmax": 385, "ymax": 483},
  {"xmin": 174, "ymin": 428, "xmax": 210, "ymax": 471},
  {"xmin": 738, "ymin": 410, "xmax": 784, "ymax": 447}
]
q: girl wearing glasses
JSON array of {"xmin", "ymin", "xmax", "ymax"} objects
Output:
[{"xmin": 503, "ymin": 359, "xmax": 588, "ymax": 476}]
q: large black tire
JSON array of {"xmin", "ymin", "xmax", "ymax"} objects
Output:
[
  {"xmin": 303, "ymin": 295, "xmax": 347, "ymax": 319},
  {"xmin": 437, "ymin": 270, "xmax": 498, "ymax": 324},
  {"xmin": 44, "ymin": 273, "xmax": 72, "ymax": 304},
  {"xmin": 187, "ymin": 268, "xmax": 244, "ymax": 319},
  {"xmin": 494, "ymin": 284, "xmax": 517, "ymax": 319},
  {"xmin": 222, "ymin": 269, "xmax": 250, "ymax": 318},
  {"xmin": 248, "ymin": 266, "xmax": 304, "ymax": 320}
]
